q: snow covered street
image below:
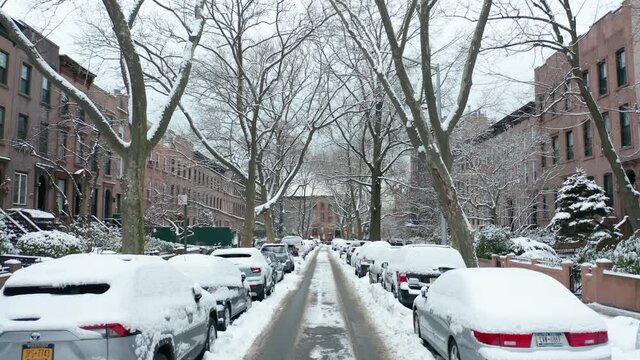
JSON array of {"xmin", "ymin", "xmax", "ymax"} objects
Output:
[{"xmin": 202, "ymin": 245, "xmax": 640, "ymax": 360}]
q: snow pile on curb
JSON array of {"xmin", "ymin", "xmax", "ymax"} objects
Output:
[
  {"xmin": 603, "ymin": 316, "xmax": 640, "ymax": 360},
  {"xmin": 205, "ymin": 248, "xmax": 318, "ymax": 360},
  {"xmin": 331, "ymin": 251, "xmax": 435, "ymax": 360}
]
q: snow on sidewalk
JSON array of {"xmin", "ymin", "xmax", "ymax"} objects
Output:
[
  {"xmin": 330, "ymin": 251, "xmax": 436, "ymax": 360},
  {"xmin": 602, "ymin": 315, "xmax": 640, "ymax": 360},
  {"xmin": 205, "ymin": 249, "xmax": 317, "ymax": 360}
]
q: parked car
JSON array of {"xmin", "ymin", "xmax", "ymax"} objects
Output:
[
  {"xmin": 0, "ymin": 254, "xmax": 217, "ymax": 360},
  {"xmin": 382, "ymin": 244, "xmax": 466, "ymax": 307},
  {"xmin": 339, "ymin": 241, "xmax": 353, "ymax": 258},
  {"xmin": 212, "ymin": 248, "xmax": 275, "ymax": 301},
  {"xmin": 263, "ymin": 252, "xmax": 284, "ymax": 283},
  {"xmin": 261, "ymin": 244, "xmax": 295, "ymax": 273},
  {"xmin": 352, "ymin": 241, "xmax": 391, "ymax": 278},
  {"xmin": 413, "ymin": 268, "xmax": 611, "ymax": 360},
  {"xmin": 282, "ymin": 236, "xmax": 305, "ymax": 257},
  {"xmin": 369, "ymin": 247, "xmax": 400, "ymax": 284},
  {"xmin": 168, "ymin": 254, "xmax": 251, "ymax": 331},
  {"xmin": 346, "ymin": 241, "xmax": 367, "ymax": 265},
  {"xmin": 331, "ymin": 238, "xmax": 346, "ymax": 251}
]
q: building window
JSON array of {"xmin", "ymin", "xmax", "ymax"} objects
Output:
[
  {"xmin": 604, "ymin": 173, "xmax": 614, "ymax": 207},
  {"xmin": 20, "ymin": 63, "xmax": 31, "ymax": 95},
  {"xmin": 13, "ymin": 172, "xmax": 27, "ymax": 205},
  {"xmin": 540, "ymin": 143, "xmax": 546, "ymax": 168},
  {"xmin": 565, "ymin": 130, "xmax": 574, "ymax": 161},
  {"xmin": 41, "ymin": 77, "xmax": 51, "ymax": 105},
  {"xmin": 17, "ymin": 114, "xmax": 28, "ymax": 141},
  {"xmin": 616, "ymin": 48, "xmax": 627, "ymax": 87},
  {"xmin": 597, "ymin": 61, "xmax": 607, "ymax": 95},
  {"xmin": 0, "ymin": 51, "xmax": 8, "ymax": 85},
  {"xmin": 54, "ymin": 131, "xmax": 66, "ymax": 159},
  {"xmin": 61, "ymin": 93, "xmax": 69, "ymax": 115},
  {"xmin": 583, "ymin": 121, "xmax": 593, "ymax": 157},
  {"xmin": 0, "ymin": 106, "xmax": 4, "ymax": 139},
  {"xmin": 582, "ymin": 69, "xmax": 589, "ymax": 92},
  {"xmin": 542, "ymin": 195, "xmax": 549, "ymax": 219},
  {"xmin": 38, "ymin": 123, "xmax": 48, "ymax": 154},
  {"xmin": 620, "ymin": 105, "xmax": 631, "ymax": 147},
  {"xmin": 552, "ymin": 136, "xmax": 559, "ymax": 164},
  {"xmin": 56, "ymin": 179, "xmax": 67, "ymax": 213},
  {"xmin": 105, "ymin": 151, "xmax": 112, "ymax": 175},
  {"xmin": 603, "ymin": 112, "xmax": 611, "ymax": 133}
]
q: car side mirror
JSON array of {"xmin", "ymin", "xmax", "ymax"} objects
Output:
[
  {"xmin": 420, "ymin": 286, "xmax": 429, "ymax": 298},
  {"xmin": 193, "ymin": 286, "xmax": 203, "ymax": 303},
  {"xmin": 382, "ymin": 262, "xmax": 388, "ymax": 269},
  {"xmin": 241, "ymin": 273, "xmax": 246, "ymax": 282}
]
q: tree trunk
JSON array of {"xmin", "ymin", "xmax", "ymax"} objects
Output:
[
  {"xmin": 121, "ymin": 156, "xmax": 146, "ymax": 254},
  {"xmin": 242, "ymin": 167, "xmax": 256, "ymax": 247},
  {"xmin": 263, "ymin": 208, "xmax": 276, "ymax": 243},
  {"xmin": 424, "ymin": 150, "xmax": 478, "ymax": 267},
  {"xmin": 369, "ymin": 99, "xmax": 383, "ymax": 241}
]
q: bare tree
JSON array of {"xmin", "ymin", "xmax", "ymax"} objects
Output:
[
  {"xmin": 0, "ymin": 0, "xmax": 207, "ymax": 253},
  {"xmin": 328, "ymin": 0, "xmax": 494, "ymax": 266}
]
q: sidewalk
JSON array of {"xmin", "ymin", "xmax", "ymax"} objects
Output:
[{"xmin": 588, "ymin": 303, "xmax": 640, "ymax": 321}]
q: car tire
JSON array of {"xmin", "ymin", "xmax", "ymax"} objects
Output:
[
  {"xmin": 449, "ymin": 338, "xmax": 461, "ymax": 360},
  {"xmin": 219, "ymin": 305, "xmax": 231, "ymax": 331},
  {"xmin": 256, "ymin": 288, "xmax": 265, "ymax": 301},
  {"xmin": 205, "ymin": 316, "xmax": 218, "ymax": 352},
  {"xmin": 154, "ymin": 353, "xmax": 170, "ymax": 360},
  {"xmin": 413, "ymin": 311, "xmax": 421, "ymax": 339}
]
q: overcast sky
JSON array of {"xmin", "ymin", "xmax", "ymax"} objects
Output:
[{"xmin": 1, "ymin": 0, "xmax": 626, "ymax": 121}]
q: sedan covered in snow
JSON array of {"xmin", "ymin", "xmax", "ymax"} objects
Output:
[
  {"xmin": 0, "ymin": 254, "xmax": 218, "ymax": 360},
  {"xmin": 212, "ymin": 248, "xmax": 274, "ymax": 301},
  {"xmin": 168, "ymin": 254, "xmax": 251, "ymax": 331},
  {"xmin": 352, "ymin": 241, "xmax": 391, "ymax": 278},
  {"xmin": 383, "ymin": 244, "xmax": 466, "ymax": 307},
  {"xmin": 413, "ymin": 268, "xmax": 611, "ymax": 360}
]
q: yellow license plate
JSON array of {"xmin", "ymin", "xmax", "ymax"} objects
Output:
[{"xmin": 22, "ymin": 345, "xmax": 54, "ymax": 360}]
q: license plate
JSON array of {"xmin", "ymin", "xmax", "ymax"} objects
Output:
[
  {"xmin": 536, "ymin": 333, "xmax": 563, "ymax": 347},
  {"xmin": 408, "ymin": 278, "xmax": 420, "ymax": 286},
  {"xmin": 22, "ymin": 344, "xmax": 54, "ymax": 360}
]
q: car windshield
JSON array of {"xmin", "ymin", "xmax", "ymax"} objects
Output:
[
  {"xmin": 215, "ymin": 254, "xmax": 252, "ymax": 259},
  {"xmin": 262, "ymin": 246, "xmax": 285, "ymax": 254},
  {"xmin": 3, "ymin": 283, "xmax": 110, "ymax": 296}
]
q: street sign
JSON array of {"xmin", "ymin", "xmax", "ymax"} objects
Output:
[{"xmin": 178, "ymin": 195, "xmax": 188, "ymax": 206}]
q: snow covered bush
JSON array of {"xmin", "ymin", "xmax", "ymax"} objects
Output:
[
  {"xmin": 517, "ymin": 227, "xmax": 556, "ymax": 246},
  {"xmin": 509, "ymin": 236, "xmax": 559, "ymax": 261},
  {"xmin": 69, "ymin": 221, "xmax": 122, "ymax": 253},
  {"xmin": 16, "ymin": 231, "xmax": 86, "ymax": 258},
  {"xmin": 612, "ymin": 233, "xmax": 640, "ymax": 274},
  {"xmin": 145, "ymin": 236, "xmax": 177, "ymax": 254},
  {"xmin": 474, "ymin": 225, "xmax": 511, "ymax": 259},
  {"xmin": 0, "ymin": 214, "xmax": 17, "ymax": 254},
  {"xmin": 549, "ymin": 169, "xmax": 612, "ymax": 241}
]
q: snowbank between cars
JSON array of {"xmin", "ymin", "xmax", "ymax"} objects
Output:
[
  {"xmin": 331, "ymin": 251, "xmax": 436, "ymax": 360},
  {"xmin": 204, "ymin": 248, "xmax": 317, "ymax": 360}
]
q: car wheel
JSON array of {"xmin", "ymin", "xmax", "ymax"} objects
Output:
[
  {"xmin": 392, "ymin": 286, "xmax": 397, "ymax": 298},
  {"xmin": 413, "ymin": 311, "xmax": 421, "ymax": 339},
  {"xmin": 256, "ymin": 288, "xmax": 265, "ymax": 301},
  {"xmin": 205, "ymin": 316, "xmax": 218, "ymax": 352},
  {"xmin": 449, "ymin": 338, "xmax": 461, "ymax": 360},
  {"xmin": 154, "ymin": 353, "xmax": 169, "ymax": 360},
  {"xmin": 219, "ymin": 305, "xmax": 231, "ymax": 331}
]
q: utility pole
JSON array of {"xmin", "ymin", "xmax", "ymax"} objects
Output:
[
  {"xmin": 435, "ymin": 64, "xmax": 449, "ymax": 245},
  {"xmin": 178, "ymin": 194, "xmax": 188, "ymax": 252}
]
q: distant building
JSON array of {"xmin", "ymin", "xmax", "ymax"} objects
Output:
[{"xmin": 281, "ymin": 185, "xmax": 338, "ymax": 240}]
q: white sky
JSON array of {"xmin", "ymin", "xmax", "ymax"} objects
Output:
[{"xmin": 1, "ymin": 0, "xmax": 626, "ymax": 121}]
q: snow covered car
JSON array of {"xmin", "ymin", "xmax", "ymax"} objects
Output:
[
  {"xmin": 345, "ymin": 241, "xmax": 367, "ymax": 265},
  {"xmin": 352, "ymin": 241, "xmax": 391, "ymax": 278},
  {"xmin": 212, "ymin": 248, "xmax": 275, "ymax": 301},
  {"xmin": 282, "ymin": 235, "xmax": 305, "ymax": 257},
  {"xmin": 0, "ymin": 254, "xmax": 217, "ymax": 360},
  {"xmin": 368, "ymin": 247, "xmax": 400, "ymax": 284},
  {"xmin": 413, "ymin": 268, "xmax": 611, "ymax": 360},
  {"xmin": 261, "ymin": 244, "xmax": 295, "ymax": 272},
  {"xmin": 168, "ymin": 254, "xmax": 251, "ymax": 331},
  {"xmin": 263, "ymin": 252, "xmax": 285, "ymax": 283},
  {"xmin": 331, "ymin": 238, "xmax": 346, "ymax": 251},
  {"xmin": 382, "ymin": 244, "xmax": 466, "ymax": 307}
]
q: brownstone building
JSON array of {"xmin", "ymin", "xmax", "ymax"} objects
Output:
[
  {"xmin": 282, "ymin": 186, "xmax": 338, "ymax": 240},
  {"xmin": 535, "ymin": 0, "xmax": 640, "ymax": 227}
]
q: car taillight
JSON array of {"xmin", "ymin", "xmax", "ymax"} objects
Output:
[
  {"xmin": 81, "ymin": 323, "xmax": 131, "ymax": 337},
  {"xmin": 473, "ymin": 331, "xmax": 532, "ymax": 348},
  {"xmin": 398, "ymin": 273, "xmax": 408, "ymax": 283},
  {"xmin": 565, "ymin": 331, "xmax": 608, "ymax": 347},
  {"xmin": 251, "ymin": 267, "xmax": 262, "ymax": 273}
]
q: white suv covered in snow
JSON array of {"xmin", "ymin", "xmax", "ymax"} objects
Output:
[{"xmin": 0, "ymin": 254, "xmax": 218, "ymax": 360}]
